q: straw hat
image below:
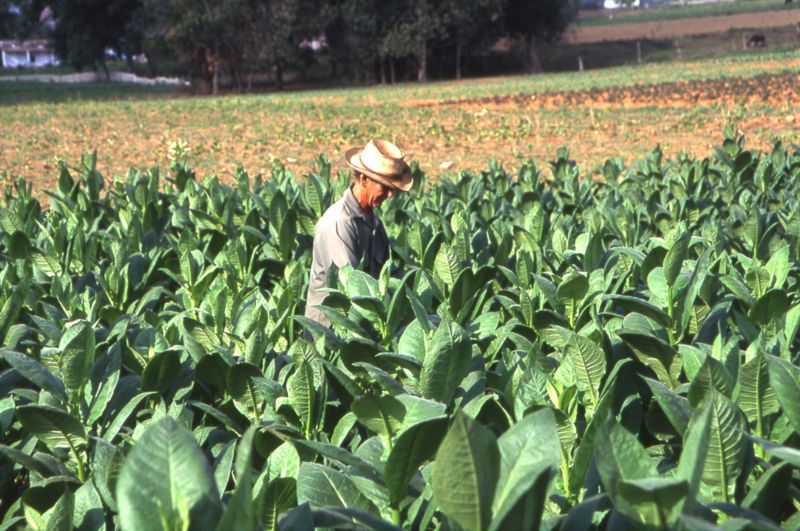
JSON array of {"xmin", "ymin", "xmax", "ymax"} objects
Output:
[{"xmin": 345, "ymin": 139, "xmax": 413, "ymax": 192}]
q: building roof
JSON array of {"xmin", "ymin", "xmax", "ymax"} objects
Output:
[{"xmin": 0, "ymin": 40, "xmax": 54, "ymax": 53}]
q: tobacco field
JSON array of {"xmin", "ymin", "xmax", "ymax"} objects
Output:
[{"xmin": 2, "ymin": 127, "xmax": 800, "ymax": 530}]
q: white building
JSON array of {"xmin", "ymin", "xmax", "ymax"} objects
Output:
[{"xmin": 0, "ymin": 40, "xmax": 60, "ymax": 68}]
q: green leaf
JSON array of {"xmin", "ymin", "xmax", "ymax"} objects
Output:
[
  {"xmin": 663, "ymin": 229, "xmax": 690, "ymax": 287},
  {"xmin": 296, "ymin": 463, "xmax": 379, "ymax": 515},
  {"xmin": 1, "ymin": 349, "xmax": 67, "ymax": 401},
  {"xmin": 643, "ymin": 377, "xmax": 691, "ymax": 436},
  {"xmin": 215, "ymin": 427, "xmax": 257, "ymax": 531},
  {"xmin": 16, "ymin": 405, "xmax": 86, "ymax": 454},
  {"xmin": 58, "ymin": 320, "xmax": 95, "ymax": 392},
  {"xmin": 603, "ymin": 295, "xmax": 670, "ymax": 328},
  {"xmin": 116, "ymin": 416, "xmax": 222, "ymax": 531},
  {"xmin": 432, "ymin": 412, "xmax": 499, "ymax": 531},
  {"xmin": 749, "ymin": 289, "xmax": 790, "ymax": 326},
  {"xmin": 351, "ymin": 394, "xmax": 405, "ymax": 439},
  {"xmin": 688, "ymin": 356, "xmax": 733, "ymax": 408},
  {"xmin": 564, "ymin": 334, "xmax": 606, "ymax": 412},
  {"xmin": 767, "ymin": 356, "xmax": 800, "ymax": 435},
  {"xmin": 288, "ymin": 360, "xmax": 317, "ymax": 437},
  {"xmin": 434, "ymin": 245, "xmax": 460, "ymax": 287},
  {"xmin": 141, "ymin": 350, "xmax": 181, "ymax": 394},
  {"xmin": 741, "ymin": 462, "xmax": 791, "ymax": 521},
  {"xmin": 257, "ymin": 478, "xmax": 296, "ymax": 531},
  {"xmin": 676, "ymin": 402, "xmax": 712, "ymax": 501},
  {"xmin": 384, "ymin": 417, "xmax": 448, "ymax": 507},
  {"xmin": 698, "ymin": 392, "xmax": 747, "ymax": 501},
  {"xmin": 490, "ymin": 409, "xmax": 559, "ymax": 531},
  {"xmin": 736, "ymin": 352, "xmax": 779, "ymax": 434},
  {"xmin": 32, "ymin": 252, "xmax": 63, "ymax": 278},
  {"xmin": 615, "ymin": 478, "xmax": 688, "ymax": 528},
  {"xmin": 594, "ymin": 421, "xmax": 656, "ymax": 505},
  {"xmin": 419, "ymin": 319, "xmax": 471, "ymax": 405},
  {"xmin": 745, "ymin": 264, "xmax": 771, "ymax": 298},
  {"xmin": 617, "ymin": 329, "xmax": 681, "ymax": 389}
]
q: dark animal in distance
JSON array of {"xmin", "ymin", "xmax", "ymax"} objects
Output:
[{"xmin": 747, "ymin": 34, "xmax": 767, "ymax": 48}]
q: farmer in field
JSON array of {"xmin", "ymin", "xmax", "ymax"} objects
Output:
[{"xmin": 304, "ymin": 139, "xmax": 413, "ymax": 327}]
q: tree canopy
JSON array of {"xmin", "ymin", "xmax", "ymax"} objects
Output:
[{"xmin": 8, "ymin": 0, "xmax": 575, "ymax": 91}]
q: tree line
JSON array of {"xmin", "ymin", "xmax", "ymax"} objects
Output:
[{"xmin": 1, "ymin": 0, "xmax": 575, "ymax": 93}]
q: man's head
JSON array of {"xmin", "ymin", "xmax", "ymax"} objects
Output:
[
  {"xmin": 352, "ymin": 171, "xmax": 395, "ymax": 213},
  {"xmin": 345, "ymin": 139, "xmax": 413, "ymax": 214}
]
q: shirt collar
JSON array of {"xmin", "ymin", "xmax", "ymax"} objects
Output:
[{"xmin": 344, "ymin": 186, "xmax": 376, "ymax": 225}]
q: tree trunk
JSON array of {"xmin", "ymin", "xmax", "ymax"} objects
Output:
[
  {"xmin": 97, "ymin": 59, "xmax": 110, "ymax": 81},
  {"xmin": 390, "ymin": 59, "xmax": 395, "ymax": 84},
  {"xmin": 380, "ymin": 59, "xmax": 386, "ymax": 84},
  {"xmin": 417, "ymin": 40, "xmax": 427, "ymax": 82},
  {"xmin": 523, "ymin": 37, "xmax": 543, "ymax": 74},
  {"xmin": 212, "ymin": 60, "xmax": 219, "ymax": 95},
  {"xmin": 455, "ymin": 43, "xmax": 462, "ymax": 80},
  {"xmin": 275, "ymin": 56, "xmax": 284, "ymax": 90}
]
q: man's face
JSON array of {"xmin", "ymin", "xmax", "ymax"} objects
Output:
[{"xmin": 361, "ymin": 175, "xmax": 395, "ymax": 210}]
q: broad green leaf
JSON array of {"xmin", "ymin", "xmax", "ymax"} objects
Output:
[
  {"xmin": 351, "ymin": 394, "xmax": 405, "ymax": 439},
  {"xmin": 736, "ymin": 352, "xmax": 779, "ymax": 434},
  {"xmin": 617, "ymin": 329, "xmax": 681, "ymax": 389},
  {"xmin": 58, "ymin": 320, "xmax": 95, "ymax": 392},
  {"xmin": 141, "ymin": 350, "xmax": 181, "ymax": 394},
  {"xmin": 1, "ymin": 349, "xmax": 67, "ymax": 401},
  {"xmin": 688, "ymin": 356, "xmax": 733, "ymax": 408},
  {"xmin": 643, "ymin": 377, "xmax": 691, "ymax": 436},
  {"xmin": 287, "ymin": 360, "xmax": 317, "ymax": 437},
  {"xmin": 663, "ymin": 229, "xmax": 689, "ymax": 287},
  {"xmin": 419, "ymin": 319, "xmax": 471, "ymax": 405},
  {"xmin": 32, "ymin": 252, "xmax": 63, "ymax": 278},
  {"xmin": 296, "ymin": 463, "xmax": 379, "ymax": 515},
  {"xmin": 594, "ymin": 421, "xmax": 656, "ymax": 505},
  {"xmin": 767, "ymin": 356, "xmax": 800, "ymax": 435},
  {"xmin": 615, "ymin": 478, "xmax": 688, "ymax": 528},
  {"xmin": 257, "ymin": 478, "xmax": 296, "ymax": 531},
  {"xmin": 698, "ymin": 392, "xmax": 747, "ymax": 500},
  {"xmin": 432, "ymin": 412, "xmax": 498, "ymax": 531},
  {"xmin": 434, "ymin": 245, "xmax": 460, "ymax": 287},
  {"xmin": 116, "ymin": 416, "xmax": 222, "ymax": 531},
  {"xmin": 564, "ymin": 333, "xmax": 606, "ymax": 412},
  {"xmin": 676, "ymin": 402, "xmax": 712, "ymax": 501},
  {"xmin": 490, "ymin": 409, "xmax": 559, "ymax": 531},
  {"xmin": 215, "ymin": 427, "xmax": 257, "ymax": 531},
  {"xmin": 741, "ymin": 462, "xmax": 791, "ymax": 521},
  {"xmin": 384, "ymin": 417, "xmax": 448, "ymax": 507},
  {"xmin": 16, "ymin": 405, "xmax": 86, "ymax": 454}
]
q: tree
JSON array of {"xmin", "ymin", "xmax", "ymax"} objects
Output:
[
  {"xmin": 48, "ymin": 0, "xmax": 144, "ymax": 78},
  {"xmin": 504, "ymin": 0, "xmax": 574, "ymax": 73},
  {"xmin": 380, "ymin": 0, "xmax": 447, "ymax": 82},
  {"xmin": 442, "ymin": 0, "xmax": 504, "ymax": 79},
  {"xmin": 144, "ymin": 0, "xmax": 245, "ymax": 94}
]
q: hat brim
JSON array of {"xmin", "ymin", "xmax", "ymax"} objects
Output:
[{"xmin": 345, "ymin": 146, "xmax": 414, "ymax": 192}]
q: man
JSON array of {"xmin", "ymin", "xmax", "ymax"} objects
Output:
[{"xmin": 305, "ymin": 139, "xmax": 414, "ymax": 327}]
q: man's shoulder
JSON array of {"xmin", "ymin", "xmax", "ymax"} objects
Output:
[{"xmin": 316, "ymin": 196, "xmax": 351, "ymax": 234}]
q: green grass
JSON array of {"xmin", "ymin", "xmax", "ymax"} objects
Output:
[
  {"xmin": 0, "ymin": 81, "xmax": 180, "ymax": 106},
  {"xmin": 577, "ymin": 0, "xmax": 800, "ymax": 27}
]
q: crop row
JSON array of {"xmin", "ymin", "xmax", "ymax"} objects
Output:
[{"xmin": 1, "ymin": 127, "xmax": 800, "ymax": 530}]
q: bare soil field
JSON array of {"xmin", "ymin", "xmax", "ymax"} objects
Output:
[
  {"xmin": 2, "ymin": 54, "xmax": 799, "ymax": 197},
  {"xmin": 566, "ymin": 10, "xmax": 800, "ymax": 43}
]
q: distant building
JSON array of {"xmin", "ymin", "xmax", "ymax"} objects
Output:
[{"xmin": 0, "ymin": 40, "xmax": 60, "ymax": 68}]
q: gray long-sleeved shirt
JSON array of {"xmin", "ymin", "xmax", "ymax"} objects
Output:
[{"xmin": 304, "ymin": 187, "xmax": 389, "ymax": 326}]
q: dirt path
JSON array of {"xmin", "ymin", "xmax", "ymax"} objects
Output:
[{"xmin": 565, "ymin": 10, "xmax": 800, "ymax": 43}]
